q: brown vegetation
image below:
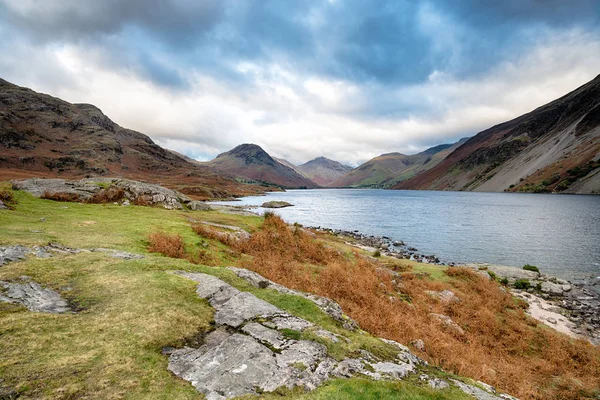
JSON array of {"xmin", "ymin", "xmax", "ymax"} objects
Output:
[
  {"xmin": 86, "ymin": 186, "xmax": 125, "ymax": 203},
  {"xmin": 0, "ymin": 183, "xmax": 15, "ymax": 208},
  {"xmin": 41, "ymin": 191, "xmax": 80, "ymax": 202},
  {"xmin": 147, "ymin": 231, "xmax": 186, "ymax": 259},
  {"xmin": 231, "ymin": 214, "xmax": 600, "ymax": 400}
]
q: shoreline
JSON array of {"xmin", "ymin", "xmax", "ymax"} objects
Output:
[{"xmin": 216, "ymin": 204, "xmax": 600, "ymax": 345}]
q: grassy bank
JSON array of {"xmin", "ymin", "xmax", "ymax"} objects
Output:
[{"xmin": 0, "ymin": 186, "xmax": 599, "ymax": 399}]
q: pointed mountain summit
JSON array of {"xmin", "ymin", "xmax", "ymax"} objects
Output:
[
  {"xmin": 207, "ymin": 144, "xmax": 318, "ymax": 188},
  {"xmin": 296, "ymin": 157, "xmax": 353, "ymax": 186},
  {"xmin": 395, "ymin": 74, "xmax": 600, "ymax": 194}
]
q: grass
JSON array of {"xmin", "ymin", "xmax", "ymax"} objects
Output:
[
  {"xmin": 242, "ymin": 378, "xmax": 472, "ymax": 399},
  {"xmin": 1, "ymin": 188, "xmax": 599, "ymax": 400}
]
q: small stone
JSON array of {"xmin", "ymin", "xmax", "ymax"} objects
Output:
[
  {"xmin": 410, "ymin": 339, "xmax": 425, "ymax": 351},
  {"xmin": 428, "ymin": 378, "xmax": 450, "ymax": 390},
  {"xmin": 121, "ymin": 200, "xmax": 130, "ymax": 206}
]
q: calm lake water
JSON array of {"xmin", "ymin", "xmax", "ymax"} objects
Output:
[{"xmin": 216, "ymin": 189, "xmax": 600, "ymax": 283}]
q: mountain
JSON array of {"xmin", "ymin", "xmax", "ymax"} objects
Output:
[
  {"xmin": 394, "ymin": 75, "xmax": 600, "ymax": 194},
  {"xmin": 207, "ymin": 144, "xmax": 318, "ymax": 188},
  {"xmin": 296, "ymin": 157, "xmax": 353, "ymax": 186},
  {"xmin": 332, "ymin": 138, "xmax": 468, "ymax": 188},
  {"xmin": 0, "ymin": 78, "xmax": 268, "ymax": 199}
]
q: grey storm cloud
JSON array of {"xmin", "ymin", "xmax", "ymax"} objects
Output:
[{"xmin": 0, "ymin": 0, "xmax": 599, "ymax": 164}]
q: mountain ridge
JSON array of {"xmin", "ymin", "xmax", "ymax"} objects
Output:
[{"xmin": 394, "ymin": 74, "xmax": 600, "ymax": 194}]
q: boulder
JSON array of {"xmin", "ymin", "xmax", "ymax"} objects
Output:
[
  {"xmin": 12, "ymin": 178, "xmax": 191, "ymax": 209},
  {"xmin": 541, "ymin": 281, "xmax": 565, "ymax": 296},
  {"xmin": 430, "ymin": 313, "xmax": 465, "ymax": 335},
  {"xmin": 261, "ymin": 201, "xmax": 293, "ymax": 209},
  {"xmin": 189, "ymin": 201, "xmax": 213, "ymax": 211},
  {"xmin": 425, "ymin": 289, "xmax": 460, "ymax": 304}
]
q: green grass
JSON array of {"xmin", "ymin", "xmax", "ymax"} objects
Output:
[
  {"xmin": 242, "ymin": 378, "xmax": 471, "ymax": 399},
  {"xmin": 1, "ymin": 189, "xmax": 456, "ymax": 399}
]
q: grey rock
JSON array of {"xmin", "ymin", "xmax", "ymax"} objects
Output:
[
  {"xmin": 465, "ymin": 264, "xmax": 539, "ymax": 281},
  {"xmin": 426, "ymin": 289, "xmax": 460, "ymax": 304},
  {"xmin": 409, "ymin": 339, "xmax": 426, "ymax": 352},
  {"xmin": 92, "ymin": 248, "xmax": 144, "ymax": 260},
  {"xmin": 169, "ymin": 334, "xmax": 286, "ymax": 399},
  {"xmin": 430, "ymin": 313, "xmax": 465, "ymax": 335},
  {"xmin": 0, "ymin": 200, "xmax": 7, "ymax": 209},
  {"xmin": 541, "ymin": 281, "xmax": 564, "ymax": 296},
  {"xmin": 194, "ymin": 222, "xmax": 251, "ymax": 241},
  {"xmin": 261, "ymin": 201, "xmax": 293, "ymax": 208},
  {"xmin": 12, "ymin": 177, "xmax": 191, "ymax": 209},
  {"xmin": 428, "ymin": 378, "xmax": 450, "ymax": 390},
  {"xmin": 227, "ymin": 267, "xmax": 358, "ymax": 330},
  {"xmin": 189, "ymin": 201, "xmax": 213, "ymax": 211},
  {"xmin": 242, "ymin": 323, "xmax": 286, "ymax": 349},
  {"xmin": 0, "ymin": 245, "xmax": 31, "ymax": 266},
  {"xmin": 451, "ymin": 379, "xmax": 513, "ymax": 400},
  {"xmin": 121, "ymin": 200, "xmax": 130, "ymax": 206},
  {"xmin": 371, "ymin": 361, "xmax": 414, "ymax": 379},
  {"xmin": 0, "ymin": 279, "xmax": 70, "ymax": 313},
  {"xmin": 314, "ymin": 329, "xmax": 341, "ymax": 343},
  {"xmin": 380, "ymin": 338, "xmax": 426, "ymax": 365},
  {"xmin": 215, "ymin": 292, "xmax": 282, "ymax": 328},
  {"xmin": 277, "ymin": 340, "xmax": 327, "ymax": 370},
  {"xmin": 270, "ymin": 315, "xmax": 314, "ymax": 331}
]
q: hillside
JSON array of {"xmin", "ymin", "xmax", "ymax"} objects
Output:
[
  {"xmin": 296, "ymin": 157, "xmax": 353, "ymax": 186},
  {"xmin": 0, "ymin": 78, "xmax": 268, "ymax": 199},
  {"xmin": 1, "ymin": 183, "xmax": 598, "ymax": 399},
  {"xmin": 332, "ymin": 139, "xmax": 468, "ymax": 188},
  {"xmin": 394, "ymin": 75, "xmax": 600, "ymax": 194},
  {"xmin": 207, "ymin": 144, "xmax": 318, "ymax": 188}
]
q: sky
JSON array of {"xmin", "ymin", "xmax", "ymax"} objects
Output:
[{"xmin": 1, "ymin": 1, "xmax": 599, "ymax": 166}]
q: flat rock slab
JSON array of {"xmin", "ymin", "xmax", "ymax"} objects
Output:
[
  {"xmin": 451, "ymin": 379, "xmax": 518, "ymax": 400},
  {"xmin": 215, "ymin": 292, "xmax": 283, "ymax": 328},
  {"xmin": 170, "ymin": 271, "xmax": 437, "ymax": 399},
  {"xmin": 91, "ymin": 248, "xmax": 144, "ymax": 260},
  {"xmin": 0, "ymin": 245, "xmax": 32, "ymax": 266},
  {"xmin": 0, "ymin": 279, "xmax": 70, "ymax": 313},
  {"xmin": 227, "ymin": 267, "xmax": 358, "ymax": 330}
]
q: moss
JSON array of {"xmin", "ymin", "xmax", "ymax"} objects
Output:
[{"xmin": 523, "ymin": 264, "xmax": 540, "ymax": 273}]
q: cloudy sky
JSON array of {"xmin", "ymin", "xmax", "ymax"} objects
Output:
[{"xmin": 1, "ymin": 0, "xmax": 599, "ymax": 165}]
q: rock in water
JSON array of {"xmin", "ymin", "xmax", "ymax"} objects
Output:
[{"xmin": 261, "ymin": 201, "xmax": 293, "ymax": 208}]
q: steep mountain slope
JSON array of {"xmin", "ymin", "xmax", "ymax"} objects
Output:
[
  {"xmin": 332, "ymin": 138, "xmax": 468, "ymax": 188},
  {"xmin": 0, "ymin": 78, "xmax": 267, "ymax": 199},
  {"xmin": 394, "ymin": 75, "xmax": 600, "ymax": 194},
  {"xmin": 207, "ymin": 144, "xmax": 318, "ymax": 188},
  {"xmin": 296, "ymin": 157, "xmax": 353, "ymax": 186}
]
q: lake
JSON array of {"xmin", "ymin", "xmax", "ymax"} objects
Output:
[{"xmin": 215, "ymin": 189, "xmax": 600, "ymax": 283}]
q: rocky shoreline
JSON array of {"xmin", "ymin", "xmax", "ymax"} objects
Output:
[{"xmin": 309, "ymin": 226, "xmax": 600, "ymax": 346}]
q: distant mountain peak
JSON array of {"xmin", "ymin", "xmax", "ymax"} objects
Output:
[{"xmin": 209, "ymin": 144, "xmax": 317, "ymax": 188}]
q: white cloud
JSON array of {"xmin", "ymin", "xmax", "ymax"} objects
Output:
[{"xmin": 2, "ymin": 29, "xmax": 599, "ymax": 166}]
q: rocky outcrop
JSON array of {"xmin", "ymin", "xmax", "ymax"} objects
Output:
[
  {"xmin": 188, "ymin": 200, "xmax": 212, "ymax": 211},
  {"xmin": 261, "ymin": 201, "xmax": 293, "ymax": 208},
  {"xmin": 0, "ymin": 277, "xmax": 70, "ymax": 313},
  {"xmin": 466, "ymin": 263, "xmax": 600, "ymax": 345},
  {"xmin": 227, "ymin": 267, "xmax": 359, "ymax": 330},
  {"xmin": 169, "ymin": 271, "xmax": 423, "ymax": 399},
  {"xmin": 12, "ymin": 177, "xmax": 192, "ymax": 209},
  {"xmin": 169, "ymin": 271, "xmax": 517, "ymax": 399},
  {"xmin": 0, "ymin": 244, "xmax": 143, "ymax": 268}
]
